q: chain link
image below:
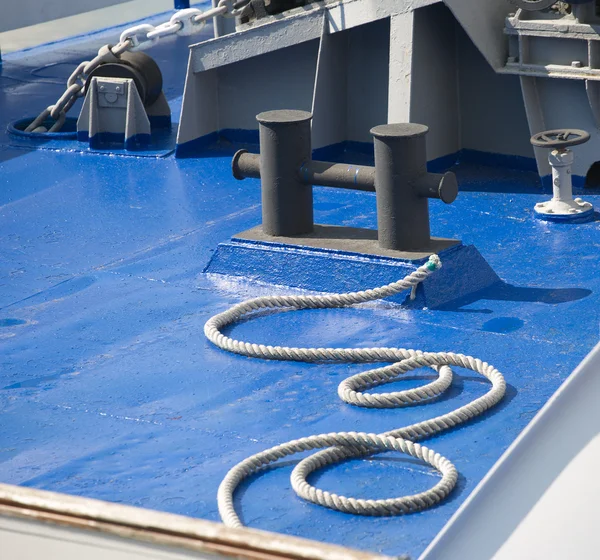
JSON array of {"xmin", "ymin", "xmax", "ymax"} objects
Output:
[
  {"xmin": 119, "ymin": 23, "xmax": 159, "ymax": 51},
  {"xmin": 26, "ymin": 2, "xmax": 242, "ymax": 133}
]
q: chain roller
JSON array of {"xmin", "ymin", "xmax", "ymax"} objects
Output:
[{"xmin": 26, "ymin": 1, "xmax": 243, "ymax": 133}]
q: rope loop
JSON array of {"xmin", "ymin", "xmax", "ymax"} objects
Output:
[{"xmin": 205, "ymin": 255, "xmax": 506, "ymax": 527}]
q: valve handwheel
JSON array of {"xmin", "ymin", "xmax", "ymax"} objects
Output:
[{"xmin": 530, "ymin": 129, "xmax": 590, "ymax": 150}]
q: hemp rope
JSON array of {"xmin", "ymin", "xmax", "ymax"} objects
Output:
[{"xmin": 204, "ymin": 255, "xmax": 506, "ymax": 526}]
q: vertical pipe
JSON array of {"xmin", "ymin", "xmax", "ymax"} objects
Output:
[
  {"xmin": 256, "ymin": 110, "xmax": 314, "ymax": 237},
  {"xmin": 371, "ymin": 123, "xmax": 431, "ymax": 251},
  {"xmin": 549, "ymin": 149, "xmax": 574, "ymax": 202}
]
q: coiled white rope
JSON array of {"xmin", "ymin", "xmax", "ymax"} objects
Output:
[{"xmin": 204, "ymin": 255, "xmax": 506, "ymax": 527}]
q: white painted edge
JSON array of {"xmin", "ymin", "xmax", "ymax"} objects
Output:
[
  {"xmin": 419, "ymin": 341, "xmax": 600, "ymax": 560},
  {"xmin": 0, "ymin": 483, "xmax": 389, "ymax": 560}
]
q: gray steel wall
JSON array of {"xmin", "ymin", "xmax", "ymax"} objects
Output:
[
  {"xmin": 410, "ymin": 3, "xmax": 533, "ymax": 160},
  {"xmin": 457, "ymin": 19, "xmax": 532, "ymax": 158}
]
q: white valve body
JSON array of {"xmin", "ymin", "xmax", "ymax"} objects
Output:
[{"xmin": 534, "ymin": 149, "xmax": 593, "ymax": 218}]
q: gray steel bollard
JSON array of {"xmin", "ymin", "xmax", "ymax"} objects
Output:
[
  {"xmin": 256, "ymin": 109, "xmax": 313, "ymax": 237},
  {"xmin": 371, "ymin": 124, "xmax": 457, "ymax": 251},
  {"xmin": 232, "ymin": 111, "xmax": 457, "ymax": 252}
]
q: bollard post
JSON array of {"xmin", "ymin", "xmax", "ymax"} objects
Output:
[
  {"xmin": 255, "ymin": 110, "xmax": 314, "ymax": 237},
  {"xmin": 371, "ymin": 124, "xmax": 457, "ymax": 251}
]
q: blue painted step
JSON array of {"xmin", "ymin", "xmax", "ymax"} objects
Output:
[{"xmin": 204, "ymin": 237, "xmax": 500, "ymax": 309}]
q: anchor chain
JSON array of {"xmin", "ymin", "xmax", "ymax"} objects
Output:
[{"xmin": 26, "ymin": 0, "xmax": 244, "ymax": 133}]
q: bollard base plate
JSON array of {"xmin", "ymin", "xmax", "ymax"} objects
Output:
[
  {"xmin": 235, "ymin": 224, "xmax": 460, "ymax": 260},
  {"xmin": 204, "ymin": 226, "xmax": 498, "ymax": 309}
]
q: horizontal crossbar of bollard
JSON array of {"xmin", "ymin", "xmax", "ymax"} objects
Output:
[
  {"xmin": 231, "ymin": 110, "xmax": 458, "ymax": 251},
  {"xmin": 233, "ymin": 152, "xmax": 456, "ymax": 201},
  {"xmin": 233, "ymin": 152, "xmax": 376, "ymax": 192}
]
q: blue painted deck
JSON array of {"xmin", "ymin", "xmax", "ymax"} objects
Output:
[{"xmin": 1, "ymin": 7, "xmax": 599, "ymax": 559}]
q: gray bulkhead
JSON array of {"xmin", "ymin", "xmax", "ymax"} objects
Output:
[
  {"xmin": 178, "ymin": 0, "xmax": 538, "ymax": 171},
  {"xmin": 503, "ymin": 3, "xmax": 600, "ymax": 178}
]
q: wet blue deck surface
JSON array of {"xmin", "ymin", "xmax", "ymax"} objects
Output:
[{"xmin": 1, "ymin": 8, "xmax": 600, "ymax": 559}]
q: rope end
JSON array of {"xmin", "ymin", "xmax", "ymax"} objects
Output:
[{"xmin": 426, "ymin": 255, "xmax": 442, "ymax": 272}]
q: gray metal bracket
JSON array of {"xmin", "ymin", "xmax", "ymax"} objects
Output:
[{"xmin": 77, "ymin": 76, "xmax": 151, "ymax": 150}]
